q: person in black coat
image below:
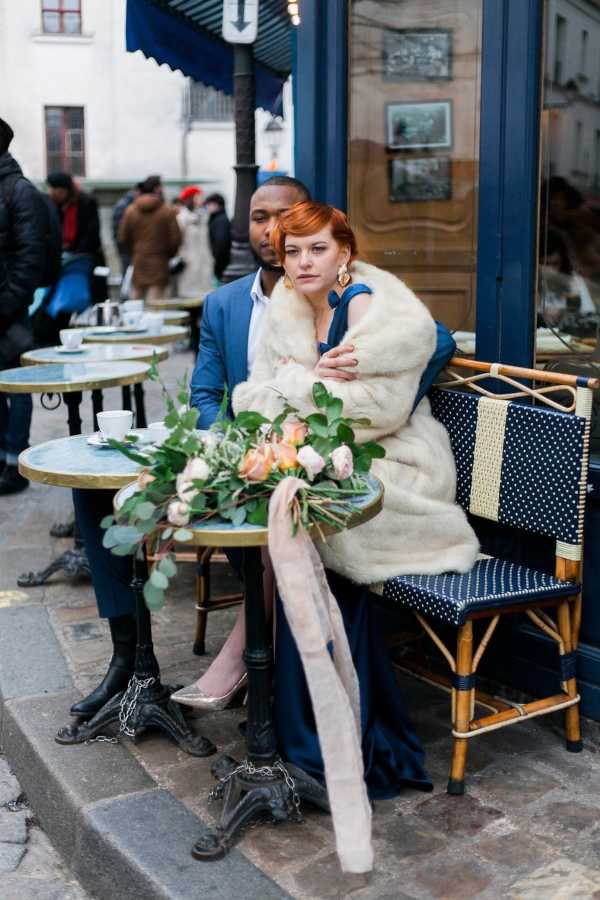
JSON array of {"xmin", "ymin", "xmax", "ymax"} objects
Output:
[
  {"xmin": 204, "ymin": 193, "xmax": 231, "ymax": 281},
  {"xmin": 0, "ymin": 118, "xmax": 46, "ymax": 494},
  {"xmin": 46, "ymin": 171, "xmax": 102, "ymax": 256}
]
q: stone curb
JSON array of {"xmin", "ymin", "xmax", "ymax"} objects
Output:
[{"xmin": 0, "ymin": 609, "xmax": 289, "ymax": 900}]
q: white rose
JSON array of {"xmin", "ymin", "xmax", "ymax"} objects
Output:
[
  {"xmin": 201, "ymin": 432, "xmax": 220, "ymax": 452},
  {"xmin": 167, "ymin": 499, "xmax": 190, "ymax": 526},
  {"xmin": 175, "ymin": 473, "xmax": 198, "ymax": 503},
  {"xmin": 182, "ymin": 457, "xmax": 210, "ymax": 482},
  {"xmin": 297, "ymin": 445, "xmax": 326, "ymax": 482},
  {"xmin": 330, "ymin": 444, "xmax": 354, "ymax": 480}
]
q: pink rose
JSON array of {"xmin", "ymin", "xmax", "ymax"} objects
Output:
[
  {"xmin": 167, "ymin": 499, "xmax": 191, "ymax": 526},
  {"xmin": 297, "ymin": 445, "xmax": 325, "ymax": 481},
  {"xmin": 281, "ymin": 418, "xmax": 308, "ymax": 446},
  {"xmin": 239, "ymin": 444, "xmax": 276, "ymax": 481},
  {"xmin": 330, "ymin": 444, "xmax": 354, "ymax": 480}
]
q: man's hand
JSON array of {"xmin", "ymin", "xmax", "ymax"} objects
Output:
[{"xmin": 314, "ymin": 345, "xmax": 358, "ymax": 381}]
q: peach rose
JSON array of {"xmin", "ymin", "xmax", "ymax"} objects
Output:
[
  {"xmin": 330, "ymin": 444, "xmax": 354, "ymax": 480},
  {"xmin": 167, "ymin": 499, "xmax": 191, "ymax": 526},
  {"xmin": 136, "ymin": 469, "xmax": 155, "ymax": 491},
  {"xmin": 239, "ymin": 444, "xmax": 276, "ymax": 481},
  {"xmin": 297, "ymin": 445, "xmax": 325, "ymax": 481},
  {"xmin": 281, "ymin": 418, "xmax": 308, "ymax": 446},
  {"xmin": 276, "ymin": 441, "xmax": 298, "ymax": 471}
]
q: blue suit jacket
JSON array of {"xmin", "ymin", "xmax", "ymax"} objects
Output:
[{"xmin": 190, "ymin": 271, "xmax": 456, "ymax": 430}]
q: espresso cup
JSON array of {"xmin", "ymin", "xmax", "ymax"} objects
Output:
[
  {"xmin": 147, "ymin": 420, "xmax": 170, "ymax": 444},
  {"xmin": 142, "ymin": 312, "xmax": 164, "ymax": 335},
  {"xmin": 59, "ymin": 328, "xmax": 84, "ymax": 349},
  {"xmin": 123, "ymin": 310, "xmax": 143, "ymax": 327},
  {"xmin": 97, "ymin": 410, "xmax": 133, "ymax": 441}
]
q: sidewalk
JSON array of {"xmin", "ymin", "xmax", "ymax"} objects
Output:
[{"xmin": 2, "ymin": 349, "xmax": 600, "ymax": 899}]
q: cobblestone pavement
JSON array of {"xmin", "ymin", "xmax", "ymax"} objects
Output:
[
  {"xmin": 3, "ymin": 347, "xmax": 600, "ymax": 898},
  {"xmin": 0, "ymin": 753, "xmax": 89, "ymax": 899}
]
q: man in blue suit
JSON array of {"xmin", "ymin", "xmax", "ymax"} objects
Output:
[{"xmin": 72, "ymin": 175, "xmax": 456, "ymax": 716}]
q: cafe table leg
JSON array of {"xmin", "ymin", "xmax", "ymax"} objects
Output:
[
  {"xmin": 122, "ymin": 384, "xmax": 132, "ymax": 414},
  {"xmin": 18, "ymin": 390, "xmax": 91, "ymax": 587},
  {"xmin": 191, "ymin": 547, "xmax": 326, "ymax": 861},
  {"xmin": 91, "ymin": 388, "xmax": 103, "ymax": 432},
  {"xmin": 55, "ymin": 555, "xmax": 216, "ymax": 757},
  {"xmin": 133, "ymin": 382, "xmax": 147, "ymax": 428}
]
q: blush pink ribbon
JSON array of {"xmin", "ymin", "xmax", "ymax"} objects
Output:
[{"xmin": 268, "ymin": 476, "xmax": 373, "ymax": 873}]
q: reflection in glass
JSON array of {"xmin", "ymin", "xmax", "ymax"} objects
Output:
[
  {"xmin": 348, "ymin": 1, "xmax": 482, "ymax": 341},
  {"xmin": 538, "ymin": 0, "xmax": 600, "ymax": 360}
]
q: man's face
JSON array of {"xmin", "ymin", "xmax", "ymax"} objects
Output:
[
  {"xmin": 48, "ymin": 186, "xmax": 69, "ymax": 206},
  {"xmin": 249, "ymin": 185, "xmax": 305, "ymax": 269}
]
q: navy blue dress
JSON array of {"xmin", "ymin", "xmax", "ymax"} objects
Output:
[{"xmin": 273, "ymin": 283, "xmax": 433, "ymax": 800}]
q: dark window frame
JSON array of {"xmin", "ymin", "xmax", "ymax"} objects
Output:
[
  {"xmin": 45, "ymin": 106, "xmax": 86, "ymax": 177},
  {"xmin": 41, "ymin": 0, "xmax": 82, "ymax": 35}
]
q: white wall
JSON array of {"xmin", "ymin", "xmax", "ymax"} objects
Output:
[{"xmin": 0, "ymin": 0, "xmax": 293, "ymax": 212}]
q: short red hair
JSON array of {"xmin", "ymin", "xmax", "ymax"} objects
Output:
[{"xmin": 270, "ymin": 201, "xmax": 358, "ymax": 263}]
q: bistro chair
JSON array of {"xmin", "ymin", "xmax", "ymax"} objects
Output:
[
  {"xmin": 373, "ymin": 358, "xmax": 597, "ymax": 795},
  {"xmin": 145, "ymin": 543, "xmax": 242, "ymax": 655}
]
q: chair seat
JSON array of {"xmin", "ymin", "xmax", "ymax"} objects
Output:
[{"xmin": 382, "ymin": 557, "xmax": 579, "ymax": 625}]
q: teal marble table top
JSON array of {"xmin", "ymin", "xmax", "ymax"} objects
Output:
[
  {"xmin": 0, "ymin": 361, "xmax": 149, "ymax": 394},
  {"xmin": 21, "ymin": 344, "xmax": 168, "ymax": 366},
  {"xmin": 114, "ymin": 475, "xmax": 384, "ymax": 548},
  {"xmin": 83, "ymin": 325, "xmax": 188, "ymax": 345},
  {"xmin": 19, "ymin": 434, "xmax": 143, "ymax": 489}
]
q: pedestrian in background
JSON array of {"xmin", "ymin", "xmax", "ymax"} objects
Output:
[
  {"xmin": 204, "ymin": 193, "xmax": 231, "ymax": 282},
  {"xmin": 0, "ymin": 118, "xmax": 45, "ymax": 494},
  {"xmin": 118, "ymin": 175, "xmax": 181, "ymax": 300},
  {"xmin": 175, "ymin": 185, "xmax": 213, "ymax": 298},
  {"xmin": 112, "ymin": 181, "xmax": 141, "ymax": 275}
]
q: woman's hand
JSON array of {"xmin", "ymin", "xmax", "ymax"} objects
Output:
[{"xmin": 314, "ymin": 345, "xmax": 358, "ymax": 381}]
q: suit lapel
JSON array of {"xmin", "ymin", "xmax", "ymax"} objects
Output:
[{"xmin": 227, "ymin": 278, "xmax": 254, "ymax": 389}]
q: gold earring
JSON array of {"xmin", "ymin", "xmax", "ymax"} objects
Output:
[
  {"xmin": 337, "ymin": 263, "xmax": 351, "ymax": 288},
  {"xmin": 283, "ymin": 273, "xmax": 293, "ymax": 290}
]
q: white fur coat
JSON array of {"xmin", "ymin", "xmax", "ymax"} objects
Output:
[{"xmin": 233, "ymin": 260, "xmax": 479, "ymax": 583}]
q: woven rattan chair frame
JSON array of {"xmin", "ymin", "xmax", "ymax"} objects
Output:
[{"xmin": 383, "ymin": 358, "xmax": 598, "ymax": 796}]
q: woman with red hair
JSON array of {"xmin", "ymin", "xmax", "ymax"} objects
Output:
[{"xmin": 227, "ymin": 201, "xmax": 478, "ymax": 801}]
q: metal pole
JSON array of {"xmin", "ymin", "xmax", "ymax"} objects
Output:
[{"xmin": 222, "ymin": 43, "xmax": 259, "ymax": 282}]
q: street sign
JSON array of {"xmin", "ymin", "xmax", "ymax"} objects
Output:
[{"xmin": 222, "ymin": 0, "xmax": 259, "ymax": 44}]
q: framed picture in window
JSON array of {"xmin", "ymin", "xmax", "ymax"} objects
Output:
[
  {"xmin": 382, "ymin": 28, "xmax": 452, "ymax": 82},
  {"xmin": 388, "ymin": 156, "xmax": 452, "ymax": 203},
  {"xmin": 386, "ymin": 100, "xmax": 452, "ymax": 150}
]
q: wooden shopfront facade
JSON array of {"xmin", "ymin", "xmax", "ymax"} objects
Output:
[{"xmin": 294, "ymin": 0, "xmax": 600, "ymax": 719}]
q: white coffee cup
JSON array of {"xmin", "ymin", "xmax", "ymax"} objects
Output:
[
  {"xmin": 59, "ymin": 328, "xmax": 84, "ymax": 349},
  {"xmin": 97, "ymin": 410, "xmax": 133, "ymax": 441},
  {"xmin": 123, "ymin": 310, "xmax": 143, "ymax": 327},
  {"xmin": 147, "ymin": 420, "xmax": 170, "ymax": 444},
  {"xmin": 122, "ymin": 300, "xmax": 144, "ymax": 314},
  {"xmin": 142, "ymin": 312, "xmax": 164, "ymax": 335}
]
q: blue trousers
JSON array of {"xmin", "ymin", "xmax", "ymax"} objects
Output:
[
  {"xmin": 73, "ymin": 488, "xmax": 136, "ymax": 619},
  {"xmin": 0, "ymin": 392, "xmax": 33, "ymax": 464}
]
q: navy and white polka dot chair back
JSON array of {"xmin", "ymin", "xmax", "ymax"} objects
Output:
[{"xmin": 429, "ymin": 384, "xmax": 592, "ymax": 560}]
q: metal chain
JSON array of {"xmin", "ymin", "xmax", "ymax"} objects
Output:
[
  {"xmin": 208, "ymin": 758, "xmax": 302, "ymax": 821},
  {"xmin": 84, "ymin": 674, "xmax": 157, "ymax": 744}
]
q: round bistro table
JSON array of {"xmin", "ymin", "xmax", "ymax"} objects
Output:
[
  {"xmin": 18, "ymin": 436, "xmax": 215, "ymax": 758},
  {"xmin": 0, "ymin": 361, "xmax": 149, "ymax": 587},
  {"xmin": 145, "ymin": 298, "xmax": 204, "ymax": 350},
  {"xmin": 110, "ymin": 476, "xmax": 384, "ymax": 860},
  {"xmin": 161, "ymin": 310, "xmax": 190, "ymax": 326},
  {"xmin": 83, "ymin": 325, "xmax": 188, "ymax": 346}
]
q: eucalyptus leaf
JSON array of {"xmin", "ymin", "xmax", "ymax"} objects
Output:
[
  {"xmin": 111, "ymin": 544, "xmax": 135, "ymax": 557},
  {"xmin": 100, "ymin": 515, "xmax": 114, "ymax": 529},
  {"xmin": 103, "ymin": 525, "xmax": 142, "ymax": 549},
  {"xmin": 173, "ymin": 528, "xmax": 193, "ymax": 542},
  {"xmin": 143, "ymin": 581, "xmax": 165, "ymax": 611},
  {"xmin": 158, "ymin": 556, "xmax": 177, "ymax": 578},
  {"xmin": 135, "ymin": 501, "xmax": 156, "ymax": 521},
  {"xmin": 150, "ymin": 568, "xmax": 169, "ymax": 590}
]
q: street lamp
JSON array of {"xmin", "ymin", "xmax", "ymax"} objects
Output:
[{"xmin": 264, "ymin": 116, "xmax": 284, "ymax": 167}]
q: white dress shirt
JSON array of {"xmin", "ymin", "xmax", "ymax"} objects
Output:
[{"xmin": 247, "ymin": 268, "xmax": 270, "ymax": 373}]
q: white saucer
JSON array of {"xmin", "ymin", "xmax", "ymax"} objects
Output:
[
  {"xmin": 57, "ymin": 346, "xmax": 86, "ymax": 354},
  {"xmin": 87, "ymin": 432, "xmax": 111, "ymax": 447},
  {"xmin": 86, "ymin": 430, "xmax": 155, "ymax": 448},
  {"xmin": 119, "ymin": 325, "xmax": 146, "ymax": 333},
  {"xmin": 88, "ymin": 326, "xmax": 118, "ymax": 334}
]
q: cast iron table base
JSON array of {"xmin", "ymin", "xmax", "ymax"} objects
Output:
[
  {"xmin": 191, "ymin": 548, "xmax": 328, "ymax": 861},
  {"xmin": 55, "ymin": 559, "xmax": 215, "ymax": 758}
]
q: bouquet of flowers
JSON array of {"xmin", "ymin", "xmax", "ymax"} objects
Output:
[{"xmin": 102, "ymin": 362, "xmax": 385, "ymax": 611}]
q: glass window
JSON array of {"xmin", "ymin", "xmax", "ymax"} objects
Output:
[
  {"xmin": 537, "ymin": 0, "xmax": 600, "ymax": 363},
  {"xmin": 42, "ymin": 0, "xmax": 82, "ymax": 34},
  {"xmin": 184, "ymin": 82, "xmax": 234, "ymax": 122},
  {"xmin": 348, "ymin": 1, "xmax": 482, "ymax": 345},
  {"xmin": 45, "ymin": 107, "xmax": 86, "ymax": 176}
]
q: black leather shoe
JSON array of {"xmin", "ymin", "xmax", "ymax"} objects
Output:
[
  {"xmin": 0, "ymin": 464, "xmax": 28, "ymax": 495},
  {"xmin": 70, "ymin": 614, "xmax": 136, "ymax": 718}
]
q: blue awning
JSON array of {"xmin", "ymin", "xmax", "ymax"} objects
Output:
[{"xmin": 126, "ymin": 0, "xmax": 291, "ymax": 115}]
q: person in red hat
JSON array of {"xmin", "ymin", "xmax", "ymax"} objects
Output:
[{"xmin": 175, "ymin": 184, "xmax": 213, "ymax": 299}]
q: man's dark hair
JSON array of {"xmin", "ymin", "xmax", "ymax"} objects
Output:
[
  {"xmin": 0, "ymin": 118, "xmax": 14, "ymax": 155},
  {"xmin": 258, "ymin": 175, "xmax": 311, "ymax": 201},
  {"xmin": 204, "ymin": 192, "xmax": 226, "ymax": 208},
  {"xmin": 140, "ymin": 175, "xmax": 161, "ymax": 194},
  {"xmin": 47, "ymin": 172, "xmax": 74, "ymax": 189}
]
